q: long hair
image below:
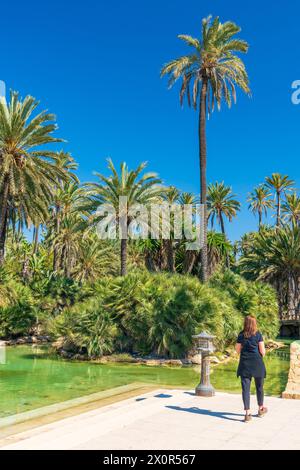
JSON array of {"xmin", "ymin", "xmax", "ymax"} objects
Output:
[{"xmin": 243, "ymin": 315, "xmax": 257, "ymax": 338}]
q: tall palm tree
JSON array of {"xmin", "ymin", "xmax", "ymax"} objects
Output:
[
  {"xmin": 207, "ymin": 182, "xmax": 240, "ymax": 236},
  {"xmin": 207, "ymin": 231, "xmax": 233, "ymax": 277},
  {"xmin": 162, "ymin": 186, "xmax": 180, "ymax": 272},
  {"xmin": 51, "ymin": 152, "xmax": 79, "ymax": 270},
  {"xmin": 282, "ymin": 192, "xmax": 300, "ymax": 227},
  {"xmin": 265, "ymin": 173, "xmax": 294, "ymax": 227},
  {"xmin": 50, "ymin": 213, "xmax": 86, "ymax": 278},
  {"xmin": 247, "ymin": 185, "xmax": 273, "ymax": 229},
  {"xmin": 0, "ymin": 91, "xmax": 64, "ymax": 264},
  {"xmin": 161, "ymin": 16, "xmax": 250, "ymax": 281},
  {"xmin": 73, "ymin": 235, "xmax": 116, "ymax": 282},
  {"xmin": 48, "ymin": 182, "xmax": 88, "ymax": 274},
  {"xmin": 85, "ymin": 159, "xmax": 164, "ymax": 276},
  {"xmin": 178, "ymin": 192, "xmax": 199, "ymax": 274}
]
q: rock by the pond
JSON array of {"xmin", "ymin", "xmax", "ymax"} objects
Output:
[
  {"xmin": 210, "ymin": 356, "xmax": 221, "ymax": 364},
  {"xmin": 188, "ymin": 353, "xmax": 202, "ymax": 365},
  {"xmin": 163, "ymin": 359, "xmax": 183, "ymax": 366},
  {"xmin": 266, "ymin": 340, "xmax": 285, "ymax": 350}
]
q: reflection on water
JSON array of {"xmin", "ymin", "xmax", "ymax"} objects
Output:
[{"xmin": 0, "ymin": 345, "xmax": 290, "ymax": 418}]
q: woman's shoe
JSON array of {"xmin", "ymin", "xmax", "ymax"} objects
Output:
[
  {"xmin": 244, "ymin": 414, "xmax": 252, "ymax": 423},
  {"xmin": 258, "ymin": 407, "xmax": 268, "ymax": 417}
]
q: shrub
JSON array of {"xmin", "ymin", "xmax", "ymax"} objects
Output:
[
  {"xmin": 51, "ymin": 272, "xmax": 242, "ymax": 358},
  {"xmin": 0, "ymin": 281, "xmax": 37, "ymax": 338},
  {"xmin": 50, "ymin": 297, "xmax": 117, "ymax": 357},
  {"xmin": 51, "ymin": 271, "xmax": 280, "ymax": 359},
  {"xmin": 209, "ymin": 270, "xmax": 279, "ymax": 339}
]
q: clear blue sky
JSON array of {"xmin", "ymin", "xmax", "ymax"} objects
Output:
[{"xmin": 1, "ymin": 0, "xmax": 300, "ymax": 241}]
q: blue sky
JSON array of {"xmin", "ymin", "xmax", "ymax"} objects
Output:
[{"xmin": 1, "ymin": 0, "xmax": 300, "ymax": 240}]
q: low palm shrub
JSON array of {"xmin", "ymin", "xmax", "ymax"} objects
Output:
[
  {"xmin": 209, "ymin": 270, "xmax": 279, "ymax": 338},
  {"xmin": 51, "ymin": 271, "xmax": 279, "ymax": 358},
  {"xmin": 0, "ymin": 280, "xmax": 38, "ymax": 338},
  {"xmin": 50, "ymin": 297, "xmax": 117, "ymax": 357}
]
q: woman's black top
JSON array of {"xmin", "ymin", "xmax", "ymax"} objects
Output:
[{"xmin": 237, "ymin": 331, "xmax": 266, "ymax": 378}]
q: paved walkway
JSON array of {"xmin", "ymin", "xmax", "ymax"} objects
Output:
[{"xmin": 1, "ymin": 389, "xmax": 300, "ymax": 450}]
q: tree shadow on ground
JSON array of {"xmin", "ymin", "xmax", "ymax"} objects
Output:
[{"xmin": 166, "ymin": 405, "xmax": 244, "ymax": 422}]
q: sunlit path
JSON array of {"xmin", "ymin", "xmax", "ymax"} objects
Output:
[{"xmin": 2, "ymin": 389, "xmax": 300, "ymax": 450}]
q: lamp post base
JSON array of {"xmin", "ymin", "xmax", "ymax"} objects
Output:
[{"xmin": 195, "ymin": 384, "xmax": 215, "ymax": 397}]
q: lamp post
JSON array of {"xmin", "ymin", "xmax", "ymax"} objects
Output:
[{"xmin": 192, "ymin": 331, "xmax": 215, "ymax": 397}]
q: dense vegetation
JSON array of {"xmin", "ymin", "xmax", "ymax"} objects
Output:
[
  {"xmin": 0, "ymin": 270, "xmax": 279, "ymax": 358},
  {"xmin": 0, "ymin": 15, "xmax": 299, "ymax": 358}
]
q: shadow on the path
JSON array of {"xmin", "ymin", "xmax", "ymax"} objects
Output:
[
  {"xmin": 154, "ymin": 393, "xmax": 173, "ymax": 399},
  {"xmin": 166, "ymin": 405, "xmax": 244, "ymax": 422}
]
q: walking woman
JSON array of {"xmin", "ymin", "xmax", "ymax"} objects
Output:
[{"xmin": 236, "ymin": 315, "xmax": 268, "ymax": 423}]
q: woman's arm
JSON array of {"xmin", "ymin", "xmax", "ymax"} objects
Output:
[
  {"xmin": 258, "ymin": 341, "xmax": 266, "ymax": 357},
  {"xmin": 235, "ymin": 343, "xmax": 242, "ymax": 354}
]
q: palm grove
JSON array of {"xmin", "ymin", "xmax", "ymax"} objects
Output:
[{"xmin": 0, "ymin": 17, "xmax": 299, "ymax": 358}]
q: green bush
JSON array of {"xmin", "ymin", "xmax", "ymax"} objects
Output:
[
  {"xmin": 52, "ymin": 271, "xmax": 277, "ymax": 359},
  {"xmin": 209, "ymin": 270, "xmax": 279, "ymax": 339},
  {"xmin": 0, "ymin": 281, "xmax": 37, "ymax": 338},
  {"xmin": 50, "ymin": 297, "xmax": 117, "ymax": 357}
]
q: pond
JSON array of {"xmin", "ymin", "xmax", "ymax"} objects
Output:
[{"xmin": 0, "ymin": 345, "xmax": 290, "ymax": 418}]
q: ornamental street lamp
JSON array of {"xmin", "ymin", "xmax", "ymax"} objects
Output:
[{"xmin": 192, "ymin": 331, "xmax": 216, "ymax": 397}]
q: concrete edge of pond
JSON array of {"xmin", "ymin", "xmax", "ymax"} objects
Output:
[{"xmin": 0, "ymin": 382, "xmax": 157, "ymax": 439}]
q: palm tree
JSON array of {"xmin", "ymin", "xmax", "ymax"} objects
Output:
[
  {"xmin": 0, "ymin": 91, "xmax": 64, "ymax": 265},
  {"xmin": 207, "ymin": 182, "xmax": 240, "ymax": 236},
  {"xmin": 45, "ymin": 182, "xmax": 87, "ymax": 275},
  {"xmin": 73, "ymin": 235, "xmax": 117, "ymax": 282},
  {"xmin": 265, "ymin": 173, "xmax": 294, "ymax": 227},
  {"xmin": 51, "ymin": 152, "xmax": 79, "ymax": 270},
  {"xmin": 207, "ymin": 231, "xmax": 233, "ymax": 277},
  {"xmin": 85, "ymin": 159, "xmax": 164, "ymax": 276},
  {"xmin": 247, "ymin": 185, "xmax": 273, "ymax": 229},
  {"xmin": 161, "ymin": 16, "xmax": 250, "ymax": 281},
  {"xmin": 207, "ymin": 181, "xmax": 240, "ymax": 268},
  {"xmin": 50, "ymin": 213, "xmax": 85, "ymax": 278},
  {"xmin": 162, "ymin": 186, "xmax": 180, "ymax": 272},
  {"xmin": 239, "ymin": 226, "xmax": 300, "ymax": 320},
  {"xmin": 282, "ymin": 193, "xmax": 300, "ymax": 227},
  {"xmin": 178, "ymin": 192, "xmax": 199, "ymax": 274}
]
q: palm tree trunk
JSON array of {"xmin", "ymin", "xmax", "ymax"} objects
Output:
[
  {"xmin": 53, "ymin": 205, "xmax": 61, "ymax": 271},
  {"xmin": 199, "ymin": 78, "xmax": 208, "ymax": 282},
  {"xmin": 145, "ymin": 251, "xmax": 158, "ymax": 272},
  {"xmin": 276, "ymin": 191, "xmax": 281, "ymax": 227},
  {"xmin": 0, "ymin": 179, "xmax": 9, "ymax": 266},
  {"xmin": 120, "ymin": 238, "xmax": 127, "ymax": 276},
  {"xmin": 219, "ymin": 212, "xmax": 230, "ymax": 269},
  {"xmin": 17, "ymin": 219, "xmax": 22, "ymax": 239},
  {"xmin": 0, "ymin": 212, "xmax": 8, "ymax": 266},
  {"xmin": 183, "ymin": 250, "xmax": 197, "ymax": 274},
  {"xmin": 219, "ymin": 212, "xmax": 226, "ymax": 236},
  {"xmin": 32, "ymin": 225, "xmax": 39, "ymax": 254},
  {"xmin": 164, "ymin": 239, "xmax": 175, "ymax": 272},
  {"xmin": 258, "ymin": 210, "xmax": 262, "ymax": 230}
]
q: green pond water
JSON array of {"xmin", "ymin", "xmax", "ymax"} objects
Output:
[{"xmin": 0, "ymin": 345, "xmax": 290, "ymax": 418}]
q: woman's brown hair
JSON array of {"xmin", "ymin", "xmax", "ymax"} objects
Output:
[{"xmin": 243, "ymin": 315, "xmax": 257, "ymax": 338}]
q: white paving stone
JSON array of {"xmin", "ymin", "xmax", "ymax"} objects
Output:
[{"xmin": 1, "ymin": 389, "xmax": 300, "ymax": 450}]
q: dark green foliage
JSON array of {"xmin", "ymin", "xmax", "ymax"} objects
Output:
[
  {"xmin": 209, "ymin": 270, "xmax": 279, "ymax": 339},
  {"xmin": 51, "ymin": 271, "xmax": 279, "ymax": 359},
  {"xmin": 0, "ymin": 281, "xmax": 37, "ymax": 338},
  {"xmin": 51, "ymin": 298, "xmax": 117, "ymax": 357}
]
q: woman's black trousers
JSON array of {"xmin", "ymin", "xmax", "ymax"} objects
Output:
[{"xmin": 241, "ymin": 376, "xmax": 264, "ymax": 410}]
